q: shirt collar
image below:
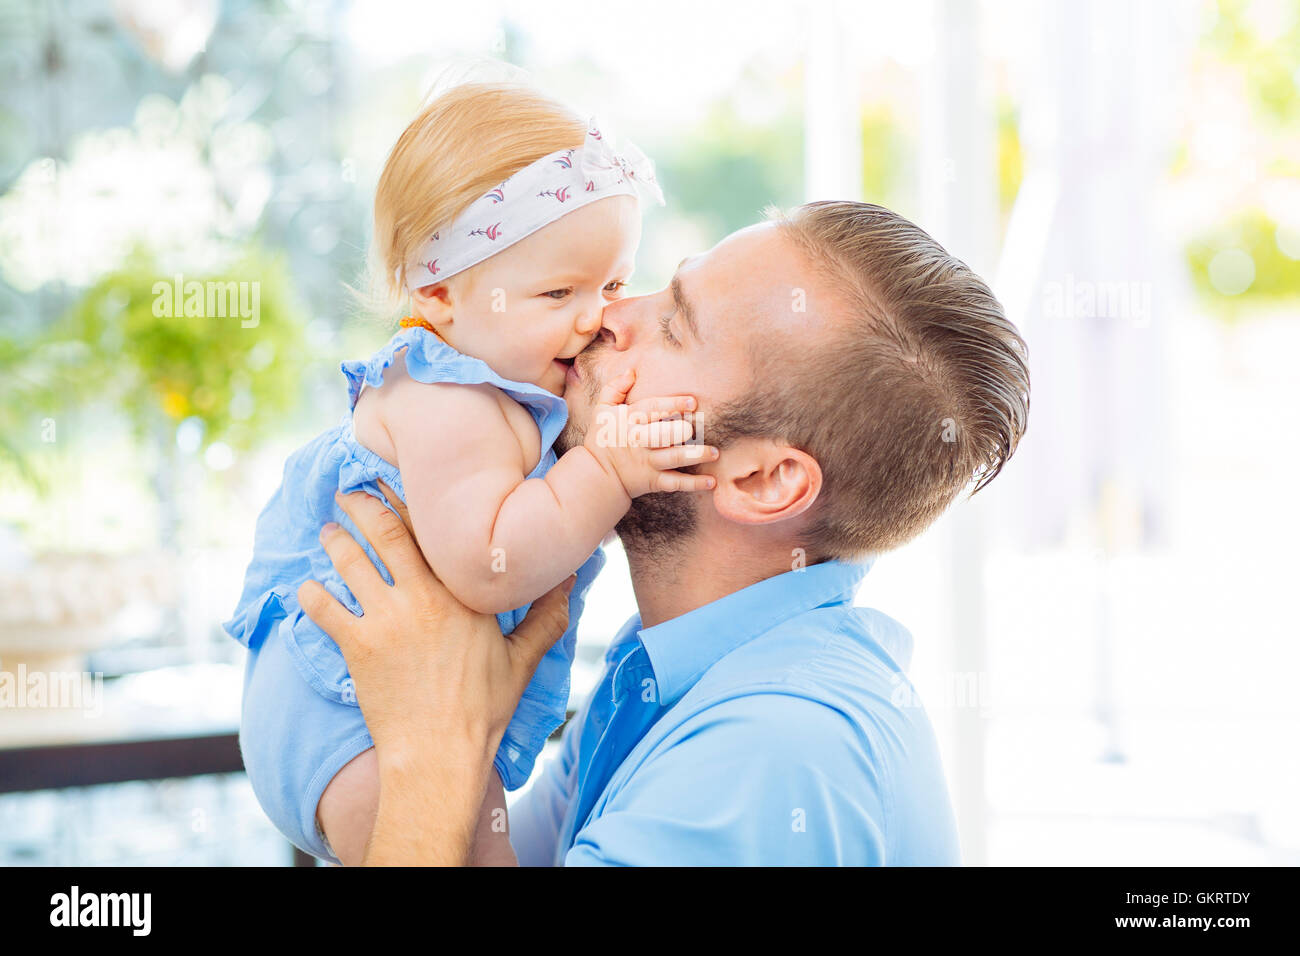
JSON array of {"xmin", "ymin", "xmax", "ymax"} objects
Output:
[{"xmin": 609, "ymin": 558, "xmax": 874, "ymax": 709}]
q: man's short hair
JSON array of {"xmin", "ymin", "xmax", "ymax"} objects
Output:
[{"xmin": 708, "ymin": 200, "xmax": 1030, "ymax": 562}]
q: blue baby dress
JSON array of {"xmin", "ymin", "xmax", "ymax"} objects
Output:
[{"xmin": 224, "ymin": 325, "xmax": 605, "ymax": 862}]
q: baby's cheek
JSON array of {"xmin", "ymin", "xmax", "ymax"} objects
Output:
[{"xmin": 524, "ymin": 338, "xmax": 558, "ymax": 377}]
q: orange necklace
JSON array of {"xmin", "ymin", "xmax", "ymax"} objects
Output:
[{"xmin": 399, "ymin": 315, "xmax": 447, "ymax": 343}]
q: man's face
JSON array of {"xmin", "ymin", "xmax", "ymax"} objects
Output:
[{"xmin": 557, "ymin": 220, "xmax": 826, "ymax": 549}]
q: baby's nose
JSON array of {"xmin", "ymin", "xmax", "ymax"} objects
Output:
[{"xmin": 575, "ymin": 306, "xmax": 603, "ymax": 336}]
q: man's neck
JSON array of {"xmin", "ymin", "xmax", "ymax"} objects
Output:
[{"xmin": 623, "ymin": 529, "xmax": 800, "ymax": 629}]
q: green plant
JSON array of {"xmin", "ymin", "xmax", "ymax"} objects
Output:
[{"xmin": 52, "ymin": 245, "xmax": 310, "ymax": 451}]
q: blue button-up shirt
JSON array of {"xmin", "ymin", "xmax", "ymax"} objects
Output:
[{"xmin": 508, "ymin": 558, "xmax": 961, "ymax": 866}]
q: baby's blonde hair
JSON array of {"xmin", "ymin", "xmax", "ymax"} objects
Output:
[{"xmin": 368, "ymin": 82, "xmax": 588, "ymax": 315}]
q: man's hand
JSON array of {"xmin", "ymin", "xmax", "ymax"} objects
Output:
[
  {"xmin": 296, "ymin": 485, "xmax": 575, "ymax": 865},
  {"xmin": 584, "ymin": 368, "xmax": 718, "ymax": 496}
]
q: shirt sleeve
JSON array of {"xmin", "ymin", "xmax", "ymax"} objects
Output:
[
  {"xmin": 563, "ymin": 691, "xmax": 892, "ymax": 866},
  {"xmin": 506, "ymin": 685, "xmax": 585, "ymax": 866},
  {"xmin": 507, "ymin": 549, "xmax": 610, "ymax": 865}
]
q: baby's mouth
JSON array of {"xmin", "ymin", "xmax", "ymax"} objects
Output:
[{"xmin": 550, "ymin": 356, "xmax": 578, "ymax": 391}]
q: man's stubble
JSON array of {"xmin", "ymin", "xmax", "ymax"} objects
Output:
[{"xmin": 556, "ymin": 341, "xmax": 700, "ymax": 560}]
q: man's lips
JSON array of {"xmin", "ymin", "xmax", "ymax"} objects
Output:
[{"xmin": 564, "ymin": 341, "xmax": 605, "ymax": 391}]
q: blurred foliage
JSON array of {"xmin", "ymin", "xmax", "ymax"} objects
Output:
[
  {"xmin": 0, "ymin": 0, "xmax": 346, "ymax": 507},
  {"xmin": 49, "ymin": 247, "xmax": 310, "ymax": 453},
  {"xmin": 858, "ymin": 94, "xmax": 1024, "ymax": 230},
  {"xmin": 997, "ymin": 96, "xmax": 1024, "ymax": 220},
  {"xmin": 2, "ymin": 249, "xmax": 310, "ymax": 495},
  {"xmin": 0, "ymin": 245, "xmax": 310, "ymax": 493},
  {"xmin": 1183, "ymin": 0, "xmax": 1300, "ymax": 313},
  {"xmin": 0, "ymin": 326, "xmax": 82, "ymax": 493},
  {"xmin": 655, "ymin": 102, "xmax": 803, "ymax": 240},
  {"xmin": 861, "ymin": 105, "xmax": 905, "ymax": 207},
  {"xmin": 1204, "ymin": 0, "xmax": 1300, "ymax": 126},
  {"xmin": 1185, "ymin": 208, "xmax": 1300, "ymax": 314}
]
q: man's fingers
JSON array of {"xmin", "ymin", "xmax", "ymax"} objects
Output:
[
  {"xmin": 648, "ymin": 444, "xmax": 719, "ymax": 470},
  {"xmin": 297, "ymin": 580, "xmax": 361, "ymax": 655},
  {"xmin": 595, "ymin": 368, "xmax": 635, "ymax": 407},
  {"xmin": 650, "ymin": 470, "xmax": 717, "ymax": 493},
  {"xmin": 319, "ymin": 520, "xmax": 391, "ymax": 609},
  {"xmin": 631, "ymin": 418, "xmax": 695, "ymax": 448},
  {"xmin": 375, "ymin": 480, "xmax": 412, "ymax": 533},
  {"xmin": 627, "ymin": 395, "xmax": 697, "ymax": 421},
  {"xmin": 506, "ymin": 577, "xmax": 574, "ymax": 694},
  {"xmin": 334, "ymin": 490, "xmax": 433, "ymax": 590}
]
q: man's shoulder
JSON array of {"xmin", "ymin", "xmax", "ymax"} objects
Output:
[
  {"xmin": 586, "ymin": 604, "xmax": 960, "ymax": 865},
  {"xmin": 631, "ymin": 603, "xmax": 959, "ymax": 864},
  {"xmin": 647, "ymin": 601, "xmax": 949, "ymax": 818},
  {"xmin": 682, "ymin": 602, "xmax": 917, "ymax": 725}
]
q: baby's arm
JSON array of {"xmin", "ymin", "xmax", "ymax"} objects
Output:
[{"xmin": 378, "ymin": 367, "xmax": 713, "ymax": 615}]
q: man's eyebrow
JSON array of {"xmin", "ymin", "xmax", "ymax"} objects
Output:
[{"xmin": 670, "ymin": 260, "xmax": 701, "ymax": 343}]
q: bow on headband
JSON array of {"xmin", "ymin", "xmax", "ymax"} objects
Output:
[
  {"xmin": 402, "ymin": 119, "xmax": 664, "ymax": 291},
  {"xmin": 579, "ymin": 124, "xmax": 665, "ymax": 204}
]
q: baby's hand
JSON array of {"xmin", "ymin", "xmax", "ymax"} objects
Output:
[{"xmin": 585, "ymin": 369, "xmax": 718, "ymax": 497}]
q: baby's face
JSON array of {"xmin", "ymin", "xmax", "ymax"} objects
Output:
[{"xmin": 432, "ymin": 195, "xmax": 641, "ymax": 396}]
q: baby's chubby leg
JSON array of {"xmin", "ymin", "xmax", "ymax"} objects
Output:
[
  {"xmin": 316, "ymin": 747, "xmax": 517, "ymax": 866},
  {"xmin": 316, "ymin": 748, "xmax": 380, "ymax": 866}
]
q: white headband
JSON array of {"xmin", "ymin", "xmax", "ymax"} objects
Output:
[{"xmin": 403, "ymin": 120, "xmax": 665, "ymax": 291}]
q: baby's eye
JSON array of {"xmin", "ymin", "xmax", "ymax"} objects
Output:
[
  {"xmin": 543, "ymin": 288, "xmax": 572, "ymax": 300},
  {"xmin": 604, "ymin": 280, "xmax": 627, "ymax": 295}
]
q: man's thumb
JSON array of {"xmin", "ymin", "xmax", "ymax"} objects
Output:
[{"xmin": 508, "ymin": 576, "xmax": 575, "ymax": 684}]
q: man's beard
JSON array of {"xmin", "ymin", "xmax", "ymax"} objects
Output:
[
  {"xmin": 555, "ymin": 338, "xmax": 603, "ymax": 455},
  {"xmin": 615, "ymin": 490, "xmax": 699, "ymax": 560},
  {"xmin": 556, "ymin": 341, "xmax": 700, "ymax": 558}
]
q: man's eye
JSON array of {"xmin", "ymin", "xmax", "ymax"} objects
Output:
[
  {"xmin": 543, "ymin": 288, "xmax": 572, "ymax": 300},
  {"xmin": 658, "ymin": 311, "xmax": 680, "ymax": 346}
]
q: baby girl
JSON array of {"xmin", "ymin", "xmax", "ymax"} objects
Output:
[{"xmin": 224, "ymin": 82, "xmax": 716, "ymax": 865}]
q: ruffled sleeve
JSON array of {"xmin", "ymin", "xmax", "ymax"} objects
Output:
[{"xmin": 339, "ymin": 327, "xmax": 568, "ymax": 454}]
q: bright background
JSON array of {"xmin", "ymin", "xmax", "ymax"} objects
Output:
[{"xmin": 1, "ymin": 0, "xmax": 1297, "ymax": 865}]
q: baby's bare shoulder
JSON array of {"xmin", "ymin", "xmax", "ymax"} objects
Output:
[
  {"xmin": 360, "ymin": 353, "xmax": 542, "ymax": 471},
  {"xmin": 373, "ymin": 359, "xmax": 504, "ymax": 416}
]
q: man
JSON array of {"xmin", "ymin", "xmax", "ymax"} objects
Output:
[{"xmin": 299, "ymin": 200, "xmax": 1030, "ymax": 865}]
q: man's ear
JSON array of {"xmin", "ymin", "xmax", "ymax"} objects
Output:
[
  {"xmin": 410, "ymin": 282, "xmax": 456, "ymax": 331},
  {"xmin": 707, "ymin": 438, "xmax": 822, "ymax": 526}
]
